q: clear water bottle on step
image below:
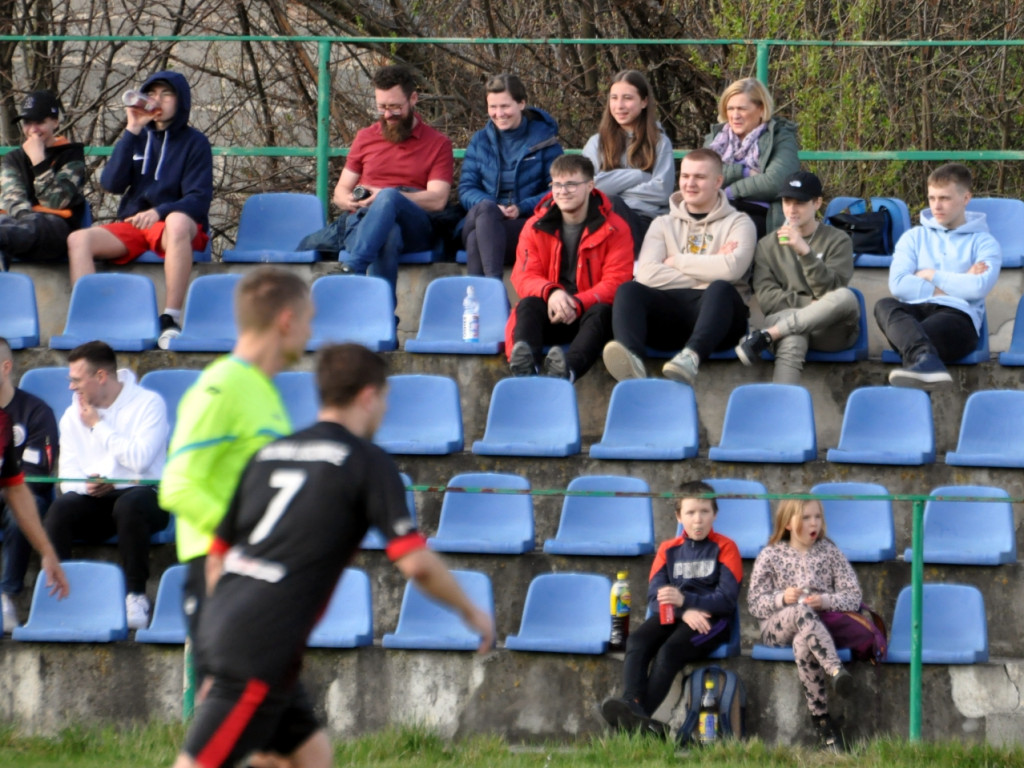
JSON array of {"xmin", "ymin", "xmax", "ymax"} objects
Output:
[
  {"xmin": 698, "ymin": 676, "xmax": 718, "ymax": 743},
  {"xmin": 462, "ymin": 286, "xmax": 480, "ymax": 342}
]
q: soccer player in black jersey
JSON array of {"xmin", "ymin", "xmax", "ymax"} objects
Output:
[{"xmin": 173, "ymin": 343, "xmax": 494, "ymax": 768}]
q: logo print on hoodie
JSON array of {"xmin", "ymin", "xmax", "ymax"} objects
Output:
[{"xmin": 687, "ymin": 232, "xmax": 714, "ymax": 254}]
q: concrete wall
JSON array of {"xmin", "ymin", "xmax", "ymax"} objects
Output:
[{"xmin": 5, "ymin": 259, "xmax": 1024, "ymax": 746}]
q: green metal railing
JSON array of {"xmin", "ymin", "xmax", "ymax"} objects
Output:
[
  {"xmin": 24, "ymin": 475, "xmax": 1013, "ymax": 740},
  {"xmin": 5, "ymin": 34, "xmax": 1024, "ymax": 211}
]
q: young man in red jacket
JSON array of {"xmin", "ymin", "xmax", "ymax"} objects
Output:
[{"xmin": 504, "ymin": 155, "xmax": 633, "ymax": 382}]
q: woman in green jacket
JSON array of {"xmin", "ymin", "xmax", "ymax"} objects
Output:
[{"xmin": 705, "ymin": 78, "xmax": 799, "ymax": 239}]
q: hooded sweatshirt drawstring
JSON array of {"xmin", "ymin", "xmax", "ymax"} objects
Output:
[{"xmin": 140, "ymin": 131, "xmax": 168, "ymax": 181}]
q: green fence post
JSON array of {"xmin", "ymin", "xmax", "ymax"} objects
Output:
[
  {"xmin": 756, "ymin": 42, "xmax": 769, "ymax": 85},
  {"xmin": 909, "ymin": 498, "xmax": 924, "ymax": 741},
  {"xmin": 316, "ymin": 40, "xmax": 331, "ymax": 213}
]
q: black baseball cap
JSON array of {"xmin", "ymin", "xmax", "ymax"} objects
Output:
[
  {"xmin": 778, "ymin": 171, "xmax": 823, "ymax": 201},
  {"xmin": 15, "ymin": 90, "xmax": 61, "ymax": 123}
]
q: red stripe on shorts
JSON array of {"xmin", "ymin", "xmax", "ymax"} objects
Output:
[{"xmin": 196, "ymin": 678, "xmax": 270, "ymax": 768}]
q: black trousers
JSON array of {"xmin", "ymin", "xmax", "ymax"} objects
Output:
[
  {"xmin": 513, "ymin": 297, "xmax": 613, "ymax": 378},
  {"xmin": 611, "ymin": 280, "xmax": 749, "ymax": 360},
  {"xmin": 462, "ymin": 200, "xmax": 528, "ymax": 279},
  {"xmin": 622, "ymin": 616, "xmax": 718, "ymax": 716},
  {"xmin": 44, "ymin": 487, "xmax": 168, "ymax": 593},
  {"xmin": 873, "ymin": 298, "xmax": 978, "ymax": 363}
]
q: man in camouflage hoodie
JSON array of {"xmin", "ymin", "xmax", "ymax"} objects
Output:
[{"xmin": 0, "ymin": 90, "xmax": 86, "ymax": 270}]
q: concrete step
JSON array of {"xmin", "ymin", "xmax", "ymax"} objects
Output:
[{"xmin": 0, "ymin": 640, "xmax": 1020, "ymax": 746}]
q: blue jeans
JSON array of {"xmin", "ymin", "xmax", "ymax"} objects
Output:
[
  {"xmin": 1, "ymin": 490, "xmax": 51, "ymax": 596},
  {"xmin": 343, "ymin": 188, "xmax": 434, "ymax": 303}
]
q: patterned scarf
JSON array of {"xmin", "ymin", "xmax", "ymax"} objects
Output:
[{"xmin": 709, "ymin": 121, "xmax": 768, "ymax": 174}]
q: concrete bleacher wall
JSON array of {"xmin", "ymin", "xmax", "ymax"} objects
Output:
[{"xmin": 3, "ymin": 259, "xmax": 1024, "ymax": 747}]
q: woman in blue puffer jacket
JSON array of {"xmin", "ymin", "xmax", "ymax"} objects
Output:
[{"xmin": 459, "ymin": 74, "xmax": 562, "ymax": 278}]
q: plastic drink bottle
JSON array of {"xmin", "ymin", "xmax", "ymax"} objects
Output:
[
  {"xmin": 462, "ymin": 286, "xmax": 480, "ymax": 342},
  {"xmin": 698, "ymin": 677, "xmax": 718, "ymax": 743},
  {"xmin": 779, "ymin": 218, "xmax": 793, "ymax": 244},
  {"xmin": 122, "ymin": 90, "xmax": 158, "ymax": 111},
  {"xmin": 609, "ymin": 570, "xmax": 631, "ymax": 650}
]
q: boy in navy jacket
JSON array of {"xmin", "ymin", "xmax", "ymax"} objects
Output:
[
  {"xmin": 601, "ymin": 480, "xmax": 742, "ymax": 734},
  {"xmin": 67, "ymin": 70, "xmax": 213, "ymax": 349}
]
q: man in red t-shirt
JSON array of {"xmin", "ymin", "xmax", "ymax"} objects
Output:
[
  {"xmin": 329, "ymin": 65, "xmax": 453, "ymax": 306},
  {"xmin": 0, "ymin": 405, "xmax": 68, "ymax": 602}
]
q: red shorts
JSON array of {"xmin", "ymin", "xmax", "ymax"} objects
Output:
[{"xmin": 102, "ymin": 220, "xmax": 208, "ymax": 265}]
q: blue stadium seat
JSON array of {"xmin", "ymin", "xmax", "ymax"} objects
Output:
[
  {"xmin": 382, "ymin": 570, "xmax": 493, "ymax": 651},
  {"xmin": 360, "ymin": 472, "xmax": 416, "ymax": 550},
  {"xmin": 307, "ymin": 568, "xmax": 373, "ymax": 648},
  {"xmin": 681, "ymin": 478, "xmax": 770, "ymax": 559},
  {"xmin": 167, "ymin": 274, "xmax": 243, "ymax": 352},
  {"xmin": 708, "ymin": 384, "xmax": 816, "ymax": 463},
  {"xmin": 472, "ymin": 377, "xmax": 581, "ymax": 457},
  {"xmin": 19, "ymin": 366, "xmax": 72, "ymax": 419},
  {"xmin": 135, "ymin": 239, "xmax": 212, "ymax": 264},
  {"xmin": 589, "ymin": 379, "xmax": 699, "ymax": 460},
  {"xmin": 882, "ymin": 311, "xmax": 989, "ymax": 365},
  {"xmin": 824, "ymin": 196, "xmax": 910, "ymax": 268},
  {"xmin": 946, "ymin": 390, "xmax": 1024, "ymax": 468},
  {"xmin": 455, "ymin": 249, "xmax": 468, "ymax": 264},
  {"xmin": 274, "ymin": 371, "xmax": 318, "ymax": 431},
  {"xmin": 405, "ymin": 276, "xmax": 510, "ymax": 355},
  {"xmin": 806, "ymin": 287, "xmax": 870, "ymax": 363},
  {"xmin": 998, "ymin": 296, "xmax": 1024, "ymax": 365},
  {"xmin": 887, "ymin": 584, "xmax": 988, "ymax": 664},
  {"xmin": 543, "ymin": 475, "xmax": 654, "ymax": 556},
  {"xmin": 308, "ymin": 275, "xmax": 397, "ymax": 352},
  {"xmin": 0, "ymin": 272, "xmax": 40, "ymax": 348},
  {"xmin": 810, "ymin": 482, "xmax": 896, "ymax": 562},
  {"xmin": 752, "ymin": 644, "xmax": 852, "ymax": 662},
  {"xmin": 50, "ymin": 274, "xmax": 160, "ymax": 351},
  {"xmin": 903, "ymin": 485, "xmax": 1016, "ymax": 565},
  {"xmin": 374, "ymin": 374, "xmax": 463, "ymax": 454},
  {"xmin": 707, "ymin": 607, "xmax": 742, "ymax": 659},
  {"xmin": 504, "ymin": 573, "xmax": 610, "ymax": 654},
  {"xmin": 134, "ymin": 564, "xmax": 188, "ymax": 644},
  {"xmin": 221, "ymin": 193, "xmax": 325, "ymax": 263},
  {"xmin": 338, "ymin": 243, "xmax": 442, "ymax": 267},
  {"xmin": 12, "ymin": 560, "xmax": 128, "ymax": 642},
  {"xmin": 140, "ymin": 369, "xmax": 201, "ymax": 435},
  {"xmin": 966, "ymin": 197, "xmax": 1024, "ymax": 268},
  {"xmin": 826, "ymin": 387, "xmax": 935, "ymax": 465},
  {"xmin": 427, "ymin": 472, "xmax": 534, "ymax": 554}
]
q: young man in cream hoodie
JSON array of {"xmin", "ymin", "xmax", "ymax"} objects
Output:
[{"xmin": 603, "ymin": 148, "xmax": 756, "ymax": 385}]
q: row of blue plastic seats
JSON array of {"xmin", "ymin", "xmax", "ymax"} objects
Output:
[
  {"xmin": 6, "ymin": 268, "xmax": 1024, "ymax": 366},
  {"xmin": 18, "ymin": 357, "xmax": 1024, "ymax": 469},
  {"xmin": 10, "ymin": 560, "xmax": 990, "ymax": 665},
  {"xmin": 423, "ymin": 473, "xmax": 1016, "ymax": 566}
]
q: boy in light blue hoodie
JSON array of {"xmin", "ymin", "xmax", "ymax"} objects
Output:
[{"xmin": 874, "ymin": 163, "xmax": 1000, "ymax": 389}]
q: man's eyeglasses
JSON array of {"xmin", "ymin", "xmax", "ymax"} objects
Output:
[
  {"xmin": 376, "ymin": 103, "xmax": 408, "ymax": 116},
  {"xmin": 551, "ymin": 181, "xmax": 585, "ymax": 193}
]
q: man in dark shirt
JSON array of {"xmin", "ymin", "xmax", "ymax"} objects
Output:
[
  {"xmin": 173, "ymin": 343, "xmax": 493, "ymax": 768},
  {"xmin": 0, "ymin": 338, "xmax": 59, "ymax": 632}
]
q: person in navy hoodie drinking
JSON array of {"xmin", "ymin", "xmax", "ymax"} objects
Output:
[{"xmin": 67, "ymin": 70, "xmax": 213, "ymax": 350}]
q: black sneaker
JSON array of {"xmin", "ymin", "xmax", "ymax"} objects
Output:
[
  {"xmin": 157, "ymin": 313, "xmax": 182, "ymax": 350},
  {"xmin": 508, "ymin": 341, "xmax": 536, "ymax": 377},
  {"xmin": 829, "ymin": 666, "xmax": 854, "ymax": 698},
  {"xmin": 814, "ymin": 714, "xmax": 844, "ymax": 753},
  {"xmin": 600, "ymin": 696, "xmax": 649, "ymax": 733},
  {"xmin": 541, "ymin": 346, "xmax": 572, "ymax": 381},
  {"xmin": 888, "ymin": 353, "xmax": 952, "ymax": 390},
  {"xmin": 735, "ymin": 329, "xmax": 772, "ymax": 366}
]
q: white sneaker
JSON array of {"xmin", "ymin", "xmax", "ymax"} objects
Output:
[
  {"xmin": 126, "ymin": 593, "xmax": 151, "ymax": 630},
  {"xmin": 662, "ymin": 348, "xmax": 700, "ymax": 386},
  {"xmin": 157, "ymin": 314, "xmax": 182, "ymax": 350},
  {"xmin": 2, "ymin": 593, "xmax": 18, "ymax": 633},
  {"xmin": 602, "ymin": 340, "xmax": 647, "ymax": 382}
]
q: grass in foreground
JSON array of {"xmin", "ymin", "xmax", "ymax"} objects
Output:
[{"xmin": 1, "ymin": 723, "xmax": 1023, "ymax": 767}]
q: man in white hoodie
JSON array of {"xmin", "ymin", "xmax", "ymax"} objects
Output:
[
  {"xmin": 602, "ymin": 148, "xmax": 757, "ymax": 385},
  {"xmin": 875, "ymin": 163, "xmax": 1001, "ymax": 390},
  {"xmin": 43, "ymin": 341, "xmax": 169, "ymax": 629}
]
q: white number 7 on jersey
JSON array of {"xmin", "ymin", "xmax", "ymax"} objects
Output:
[{"xmin": 249, "ymin": 469, "xmax": 307, "ymax": 545}]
